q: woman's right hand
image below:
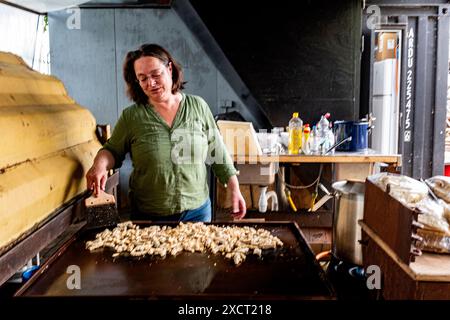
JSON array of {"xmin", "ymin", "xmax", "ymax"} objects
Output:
[
  {"xmin": 86, "ymin": 149, "xmax": 115, "ymax": 196},
  {"xmin": 86, "ymin": 164, "xmax": 108, "ymax": 196}
]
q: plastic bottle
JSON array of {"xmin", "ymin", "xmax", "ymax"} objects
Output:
[
  {"xmin": 317, "ymin": 113, "xmax": 331, "ymax": 154},
  {"xmin": 309, "ymin": 125, "xmax": 320, "ymax": 155},
  {"xmin": 302, "ymin": 124, "xmax": 311, "ymax": 154},
  {"xmin": 288, "ymin": 112, "xmax": 303, "ymax": 155},
  {"xmin": 317, "ymin": 113, "xmax": 331, "ymax": 139},
  {"xmin": 326, "ymin": 122, "xmax": 335, "ymax": 154}
]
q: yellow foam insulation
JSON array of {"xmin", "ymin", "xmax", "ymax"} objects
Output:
[{"xmin": 0, "ymin": 52, "xmax": 101, "ymax": 253}]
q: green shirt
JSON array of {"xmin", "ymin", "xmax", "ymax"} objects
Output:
[{"xmin": 102, "ymin": 93, "xmax": 236, "ymax": 215}]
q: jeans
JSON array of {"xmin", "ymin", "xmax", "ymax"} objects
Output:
[{"xmin": 130, "ymin": 198, "xmax": 212, "ymax": 222}]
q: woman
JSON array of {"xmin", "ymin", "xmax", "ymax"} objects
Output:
[{"xmin": 86, "ymin": 44, "xmax": 246, "ymax": 222}]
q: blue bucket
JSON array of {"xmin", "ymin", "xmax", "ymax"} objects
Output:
[
  {"xmin": 351, "ymin": 122, "xmax": 369, "ymax": 151},
  {"xmin": 334, "ymin": 120, "xmax": 354, "ymax": 151}
]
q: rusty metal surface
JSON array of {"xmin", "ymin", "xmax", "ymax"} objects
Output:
[{"xmin": 16, "ymin": 222, "xmax": 334, "ymax": 299}]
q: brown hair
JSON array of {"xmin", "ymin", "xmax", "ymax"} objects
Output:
[{"xmin": 123, "ymin": 44, "xmax": 186, "ymax": 105}]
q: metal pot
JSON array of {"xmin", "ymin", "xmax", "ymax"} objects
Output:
[{"xmin": 332, "ymin": 180, "xmax": 365, "ymax": 266}]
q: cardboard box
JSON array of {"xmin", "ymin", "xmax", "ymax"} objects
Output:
[
  {"xmin": 216, "ymin": 120, "xmax": 262, "ymax": 156},
  {"xmin": 375, "ymin": 32, "xmax": 398, "ymax": 61}
]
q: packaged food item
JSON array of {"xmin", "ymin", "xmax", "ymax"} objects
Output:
[
  {"xmin": 416, "ymin": 197, "xmax": 450, "ymax": 235},
  {"xmin": 417, "ymin": 229, "xmax": 450, "ymax": 254},
  {"xmin": 426, "ymin": 176, "xmax": 450, "ymax": 203},
  {"xmin": 370, "ymin": 172, "xmax": 429, "ymax": 208}
]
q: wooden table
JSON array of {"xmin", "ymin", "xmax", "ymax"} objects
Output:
[
  {"xmin": 234, "ymin": 150, "xmax": 401, "ymax": 182},
  {"xmin": 214, "ymin": 151, "xmax": 402, "ymax": 253},
  {"xmin": 233, "ymin": 151, "xmax": 401, "ymax": 164}
]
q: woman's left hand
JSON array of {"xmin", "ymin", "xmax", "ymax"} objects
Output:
[
  {"xmin": 227, "ymin": 175, "xmax": 246, "ymax": 219},
  {"xmin": 231, "ymin": 190, "xmax": 246, "ymax": 219}
]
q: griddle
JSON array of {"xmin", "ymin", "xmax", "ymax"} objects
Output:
[{"xmin": 15, "ymin": 222, "xmax": 334, "ymax": 299}]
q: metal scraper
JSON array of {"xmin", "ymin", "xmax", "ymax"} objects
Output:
[{"xmin": 84, "ymin": 189, "xmax": 120, "ymax": 230}]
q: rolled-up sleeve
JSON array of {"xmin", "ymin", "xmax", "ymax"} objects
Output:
[
  {"xmin": 200, "ymin": 99, "xmax": 236, "ymax": 186},
  {"xmin": 101, "ymin": 110, "xmax": 130, "ymax": 169}
]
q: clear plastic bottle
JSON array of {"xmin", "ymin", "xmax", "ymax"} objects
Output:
[
  {"xmin": 309, "ymin": 125, "xmax": 320, "ymax": 155},
  {"xmin": 317, "ymin": 113, "xmax": 331, "ymax": 154},
  {"xmin": 317, "ymin": 113, "xmax": 331, "ymax": 140},
  {"xmin": 288, "ymin": 112, "xmax": 303, "ymax": 155},
  {"xmin": 326, "ymin": 122, "xmax": 335, "ymax": 154}
]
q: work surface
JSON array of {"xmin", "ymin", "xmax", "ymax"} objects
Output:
[
  {"xmin": 16, "ymin": 222, "xmax": 333, "ymax": 299},
  {"xmin": 233, "ymin": 150, "xmax": 401, "ymax": 164}
]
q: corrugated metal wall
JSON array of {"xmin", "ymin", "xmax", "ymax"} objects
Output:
[
  {"xmin": 48, "ymin": 8, "xmax": 245, "ymax": 127},
  {"xmin": 364, "ymin": 1, "xmax": 450, "ymax": 178},
  {"xmin": 48, "ymin": 6, "xmax": 248, "ymax": 205}
]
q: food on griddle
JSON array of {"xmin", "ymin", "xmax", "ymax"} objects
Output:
[{"xmin": 86, "ymin": 222, "xmax": 283, "ymax": 265}]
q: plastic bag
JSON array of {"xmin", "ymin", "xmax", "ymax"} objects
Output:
[
  {"xmin": 417, "ymin": 229, "xmax": 450, "ymax": 254},
  {"xmin": 416, "ymin": 197, "xmax": 450, "ymax": 235},
  {"xmin": 369, "ymin": 173, "xmax": 429, "ymax": 208},
  {"xmin": 426, "ymin": 175, "xmax": 450, "ymax": 203}
]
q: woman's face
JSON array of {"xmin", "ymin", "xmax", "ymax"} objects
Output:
[{"xmin": 134, "ymin": 56, "xmax": 173, "ymax": 103}]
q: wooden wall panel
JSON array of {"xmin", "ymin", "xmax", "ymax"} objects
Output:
[
  {"xmin": 0, "ymin": 52, "xmax": 101, "ymax": 253},
  {"xmin": 0, "ymin": 104, "xmax": 97, "ymax": 169},
  {"xmin": 0, "ymin": 141, "xmax": 100, "ymax": 254}
]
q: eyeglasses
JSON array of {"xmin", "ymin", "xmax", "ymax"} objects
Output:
[{"xmin": 135, "ymin": 62, "xmax": 169, "ymax": 85}]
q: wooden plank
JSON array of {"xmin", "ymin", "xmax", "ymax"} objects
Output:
[
  {"xmin": 0, "ymin": 52, "xmax": 26, "ymax": 66},
  {"xmin": 0, "ymin": 52, "xmax": 102, "ymax": 254},
  {"xmin": 233, "ymin": 153, "xmax": 401, "ymax": 164},
  {"xmin": 0, "ymin": 140, "xmax": 101, "ymax": 254},
  {"xmin": 334, "ymin": 163, "xmax": 373, "ymax": 182},
  {"xmin": 362, "ymin": 227, "xmax": 450, "ymax": 300},
  {"xmin": 0, "ymin": 74, "xmax": 67, "ymax": 96},
  {"xmin": 361, "ymin": 222, "xmax": 450, "ymax": 282},
  {"xmin": 0, "ymin": 93, "xmax": 74, "ymax": 107},
  {"xmin": 360, "ymin": 222, "xmax": 418, "ymax": 280},
  {"xmin": 363, "ymin": 179, "xmax": 419, "ymax": 264},
  {"xmin": 410, "ymin": 254, "xmax": 450, "ymax": 281},
  {"xmin": 0, "ymin": 62, "xmax": 67, "ymax": 96},
  {"xmin": 0, "ymin": 104, "xmax": 97, "ymax": 169},
  {"xmin": 216, "ymin": 208, "xmax": 333, "ymax": 228}
]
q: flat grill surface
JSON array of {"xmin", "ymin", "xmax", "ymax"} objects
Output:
[{"xmin": 16, "ymin": 222, "xmax": 333, "ymax": 299}]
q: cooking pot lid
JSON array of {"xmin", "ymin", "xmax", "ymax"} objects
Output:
[{"xmin": 332, "ymin": 180, "xmax": 365, "ymax": 195}]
